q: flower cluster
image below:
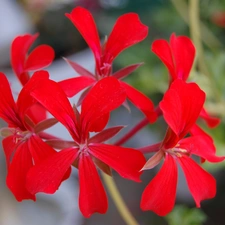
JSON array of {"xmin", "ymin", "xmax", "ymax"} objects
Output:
[{"xmin": 0, "ymin": 6, "xmax": 223, "ymax": 218}]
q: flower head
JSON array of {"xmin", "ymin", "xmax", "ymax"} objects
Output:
[
  {"xmin": 26, "ymin": 76, "xmax": 146, "ymax": 217},
  {"xmin": 0, "ymin": 71, "xmax": 59, "ymax": 201},
  {"xmin": 140, "ymin": 80, "xmax": 224, "ymax": 216},
  {"xmin": 59, "ymin": 7, "xmax": 157, "ymax": 123}
]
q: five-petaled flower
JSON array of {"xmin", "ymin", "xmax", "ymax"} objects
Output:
[
  {"xmin": 59, "ymin": 6, "xmax": 157, "ymax": 123},
  {"xmin": 26, "ymin": 76, "xmax": 146, "ymax": 217},
  {"xmin": 140, "ymin": 80, "xmax": 224, "ymax": 216},
  {"xmin": 0, "ymin": 71, "xmax": 61, "ymax": 201}
]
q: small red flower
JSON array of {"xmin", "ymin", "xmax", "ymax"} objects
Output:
[
  {"xmin": 59, "ymin": 7, "xmax": 157, "ymax": 123},
  {"xmin": 11, "ymin": 33, "xmax": 55, "ymax": 86},
  {"xmin": 152, "ymin": 33, "xmax": 220, "ymax": 127},
  {"xmin": 140, "ymin": 80, "xmax": 224, "ymax": 216},
  {"xmin": 26, "ymin": 76, "xmax": 146, "ymax": 217},
  {"xmin": 0, "ymin": 71, "xmax": 60, "ymax": 201},
  {"xmin": 152, "ymin": 33, "xmax": 195, "ymax": 82}
]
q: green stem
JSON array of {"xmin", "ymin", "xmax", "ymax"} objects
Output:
[
  {"xmin": 102, "ymin": 173, "xmax": 139, "ymax": 225},
  {"xmin": 171, "ymin": 0, "xmax": 222, "ymax": 50},
  {"xmin": 189, "ymin": 0, "xmax": 221, "ymax": 100}
]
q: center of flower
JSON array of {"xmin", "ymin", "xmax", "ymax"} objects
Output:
[{"xmin": 166, "ymin": 145, "xmax": 189, "ymax": 157}]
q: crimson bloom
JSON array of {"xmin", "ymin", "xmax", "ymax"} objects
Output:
[
  {"xmin": 26, "ymin": 76, "xmax": 146, "ymax": 217},
  {"xmin": 11, "ymin": 33, "xmax": 55, "ymax": 86},
  {"xmin": 0, "ymin": 71, "xmax": 60, "ymax": 201},
  {"xmin": 59, "ymin": 6, "xmax": 157, "ymax": 123},
  {"xmin": 140, "ymin": 80, "xmax": 224, "ymax": 216},
  {"xmin": 152, "ymin": 33, "xmax": 220, "ymax": 127}
]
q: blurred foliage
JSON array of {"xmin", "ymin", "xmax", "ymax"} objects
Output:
[{"xmin": 165, "ymin": 205, "xmax": 207, "ymax": 225}]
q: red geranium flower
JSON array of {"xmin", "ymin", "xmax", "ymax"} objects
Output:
[
  {"xmin": 26, "ymin": 76, "xmax": 146, "ymax": 217},
  {"xmin": 0, "ymin": 71, "xmax": 61, "ymax": 201},
  {"xmin": 11, "ymin": 34, "xmax": 55, "ymax": 122},
  {"xmin": 152, "ymin": 33, "xmax": 220, "ymax": 127},
  {"xmin": 140, "ymin": 80, "xmax": 224, "ymax": 216},
  {"xmin": 59, "ymin": 6, "xmax": 157, "ymax": 123},
  {"xmin": 11, "ymin": 33, "xmax": 55, "ymax": 86}
]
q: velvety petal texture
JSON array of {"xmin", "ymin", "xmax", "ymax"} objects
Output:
[
  {"xmin": 11, "ymin": 33, "xmax": 54, "ymax": 86},
  {"xmin": 89, "ymin": 143, "xmax": 145, "ymax": 182},
  {"xmin": 81, "ymin": 77, "xmax": 126, "ymax": 133},
  {"xmin": 26, "ymin": 148, "xmax": 78, "ymax": 194},
  {"xmin": 31, "ymin": 78, "xmax": 79, "ymax": 141},
  {"xmin": 66, "ymin": 7, "xmax": 101, "ymax": 64},
  {"xmin": 6, "ymin": 142, "xmax": 36, "ymax": 201},
  {"xmin": 179, "ymin": 136, "xmax": 225, "ymax": 163},
  {"xmin": 141, "ymin": 154, "xmax": 177, "ymax": 216},
  {"xmin": 120, "ymin": 81, "xmax": 157, "ymax": 123},
  {"xmin": 79, "ymin": 154, "xmax": 108, "ymax": 217},
  {"xmin": 11, "ymin": 34, "xmax": 38, "ymax": 85},
  {"xmin": 0, "ymin": 73, "xmax": 23, "ymax": 128},
  {"xmin": 160, "ymin": 80, "xmax": 205, "ymax": 147},
  {"xmin": 200, "ymin": 108, "xmax": 220, "ymax": 128},
  {"xmin": 104, "ymin": 13, "xmax": 148, "ymax": 62},
  {"xmin": 177, "ymin": 156, "xmax": 216, "ymax": 207},
  {"xmin": 152, "ymin": 33, "xmax": 195, "ymax": 81},
  {"xmin": 59, "ymin": 76, "xmax": 95, "ymax": 97}
]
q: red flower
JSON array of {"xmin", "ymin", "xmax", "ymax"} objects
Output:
[
  {"xmin": 140, "ymin": 80, "xmax": 224, "ymax": 216},
  {"xmin": 26, "ymin": 76, "xmax": 146, "ymax": 217},
  {"xmin": 0, "ymin": 71, "xmax": 60, "ymax": 201},
  {"xmin": 59, "ymin": 7, "xmax": 157, "ymax": 123},
  {"xmin": 152, "ymin": 33, "xmax": 220, "ymax": 127},
  {"xmin": 152, "ymin": 33, "xmax": 195, "ymax": 82},
  {"xmin": 11, "ymin": 33, "xmax": 55, "ymax": 86}
]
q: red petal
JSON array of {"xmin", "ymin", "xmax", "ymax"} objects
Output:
[
  {"xmin": 200, "ymin": 108, "xmax": 220, "ymax": 128},
  {"xmin": 170, "ymin": 33, "xmax": 195, "ymax": 81},
  {"xmin": 113, "ymin": 63, "xmax": 143, "ymax": 80},
  {"xmin": 177, "ymin": 156, "xmax": 216, "ymax": 207},
  {"xmin": 28, "ymin": 134, "xmax": 56, "ymax": 164},
  {"xmin": 66, "ymin": 7, "xmax": 101, "ymax": 64},
  {"xmin": 6, "ymin": 141, "xmax": 36, "ymax": 201},
  {"xmin": 81, "ymin": 77, "xmax": 126, "ymax": 133},
  {"xmin": 89, "ymin": 126, "xmax": 124, "ymax": 143},
  {"xmin": 140, "ymin": 154, "xmax": 177, "ymax": 216},
  {"xmin": 59, "ymin": 76, "xmax": 95, "ymax": 97},
  {"xmin": 152, "ymin": 39, "xmax": 176, "ymax": 80},
  {"xmin": 179, "ymin": 136, "xmax": 224, "ymax": 163},
  {"xmin": 89, "ymin": 143, "xmax": 145, "ymax": 182},
  {"xmin": 79, "ymin": 154, "xmax": 108, "ymax": 217},
  {"xmin": 105, "ymin": 13, "xmax": 148, "ymax": 62},
  {"xmin": 63, "ymin": 57, "xmax": 95, "ymax": 78},
  {"xmin": 26, "ymin": 148, "xmax": 78, "ymax": 194},
  {"xmin": 17, "ymin": 70, "xmax": 49, "ymax": 119},
  {"xmin": 26, "ymin": 103, "xmax": 47, "ymax": 124},
  {"xmin": 2, "ymin": 135, "xmax": 18, "ymax": 170},
  {"xmin": 31, "ymin": 78, "xmax": 79, "ymax": 141},
  {"xmin": 88, "ymin": 113, "xmax": 110, "ymax": 132},
  {"xmin": 120, "ymin": 81, "xmax": 157, "ymax": 123},
  {"xmin": 0, "ymin": 73, "xmax": 23, "ymax": 128},
  {"xmin": 160, "ymin": 80, "xmax": 205, "ymax": 139},
  {"xmin": 11, "ymin": 33, "xmax": 39, "ymax": 85},
  {"xmin": 24, "ymin": 45, "xmax": 54, "ymax": 71}
]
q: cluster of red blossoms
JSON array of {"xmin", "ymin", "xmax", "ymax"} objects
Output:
[{"xmin": 0, "ymin": 6, "xmax": 224, "ymax": 218}]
